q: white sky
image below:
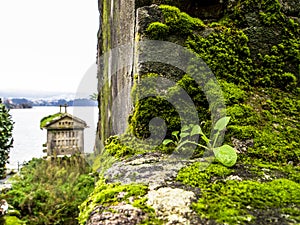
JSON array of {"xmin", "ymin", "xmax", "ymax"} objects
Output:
[{"xmin": 0, "ymin": 0, "xmax": 99, "ymax": 94}]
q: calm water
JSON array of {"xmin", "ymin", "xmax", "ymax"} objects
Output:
[{"xmin": 8, "ymin": 106, "xmax": 98, "ymax": 169}]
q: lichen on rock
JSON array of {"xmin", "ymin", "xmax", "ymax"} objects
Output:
[{"xmin": 147, "ymin": 187, "xmax": 196, "ymax": 224}]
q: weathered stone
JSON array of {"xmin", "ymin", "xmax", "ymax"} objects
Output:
[
  {"xmin": 87, "ymin": 203, "xmax": 147, "ymax": 225},
  {"xmin": 244, "ymin": 26, "xmax": 283, "ymax": 60},
  {"xmin": 225, "ymin": 175, "xmax": 243, "ymax": 181},
  {"xmin": 135, "ymin": 5, "xmax": 187, "ymax": 81},
  {"xmin": 104, "ymin": 152, "xmax": 201, "ymax": 189},
  {"xmin": 147, "ymin": 187, "xmax": 195, "ymax": 224},
  {"xmin": 97, "ymin": 0, "xmax": 135, "ymax": 141},
  {"xmin": 231, "ymin": 137, "xmax": 254, "ymax": 154},
  {"xmin": 97, "ymin": 0, "xmax": 230, "ymax": 143},
  {"xmin": 135, "ymin": 0, "xmax": 225, "ymax": 20},
  {"xmin": 136, "ymin": 5, "xmax": 163, "ymax": 36}
]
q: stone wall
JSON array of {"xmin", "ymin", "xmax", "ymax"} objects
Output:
[
  {"xmin": 97, "ymin": 0, "xmax": 300, "ymax": 145},
  {"xmin": 96, "ymin": 0, "xmax": 228, "ymax": 142},
  {"xmin": 97, "ymin": 0, "xmax": 136, "ymax": 142}
]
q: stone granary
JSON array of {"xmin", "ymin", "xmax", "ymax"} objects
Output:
[{"xmin": 40, "ymin": 105, "xmax": 88, "ymax": 156}]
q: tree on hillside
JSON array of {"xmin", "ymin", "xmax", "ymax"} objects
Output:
[{"xmin": 0, "ymin": 99, "xmax": 14, "ymax": 178}]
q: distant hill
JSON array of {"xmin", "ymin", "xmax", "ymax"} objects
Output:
[{"xmin": 2, "ymin": 97, "xmax": 97, "ymax": 109}]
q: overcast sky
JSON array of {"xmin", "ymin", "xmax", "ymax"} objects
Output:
[{"xmin": 0, "ymin": 0, "xmax": 99, "ymax": 95}]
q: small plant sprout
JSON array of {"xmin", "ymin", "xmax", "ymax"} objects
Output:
[{"xmin": 163, "ymin": 116, "xmax": 237, "ymax": 167}]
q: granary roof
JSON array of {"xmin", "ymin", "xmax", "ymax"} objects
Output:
[{"xmin": 40, "ymin": 112, "xmax": 87, "ymax": 129}]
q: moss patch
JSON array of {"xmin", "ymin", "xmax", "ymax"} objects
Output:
[
  {"xmin": 177, "ymin": 162, "xmax": 300, "ymax": 224},
  {"xmin": 40, "ymin": 113, "xmax": 63, "ymax": 128},
  {"xmin": 176, "ymin": 162, "xmax": 234, "ymax": 188},
  {"xmin": 78, "ymin": 179, "xmax": 162, "ymax": 224},
  {"xmin": 159, "ymin": 5, "xmax": 205, "ymax": 36},
  {"xmin": 146, "ymin": 22, "xmax": 170, "ymax": 40},
  {"xmin": 193, "ymin": 178, "xmax": 300, "ymax": 224},
  {"xmin": 1, "ymin": 216, "xmax": 26, "ymax": 225}
]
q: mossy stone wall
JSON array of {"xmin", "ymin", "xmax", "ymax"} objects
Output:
[{"xmin": 97, "ymin": 0, "xmax": 136, "ymax": 142}]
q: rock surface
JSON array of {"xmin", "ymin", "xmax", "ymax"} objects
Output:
[
  {"xmin": 147, "ymin": 187, "xmax": 195, "ymax": 224},
  {"xmin": 104, "ymin": 152, "xmax": 200, "ymax": 189},
  {"xmin": 87, "ymin": 203, "xmax": 147, "ymax": 225},
  {"xmin": 87, "ymin": 152, "xmax": 205, "ymax": 225}
]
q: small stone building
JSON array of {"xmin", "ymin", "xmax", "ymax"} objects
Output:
[{"xmin": 41, "ymin": 106, "xmax": 88, "ymax": 156}]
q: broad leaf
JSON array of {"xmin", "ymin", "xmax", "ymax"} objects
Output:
[
  {"xmin": 172, "ymin": 131, "xmax": 179, "ymax": 137},
  {"xmin": 213, "ymin": 116, "xmax": 230, "ymax": 131},
  {"xmin": 180, "ymin": 132, "xmax": 189, "ymax": 139},
  {"xmin": 176, "ymin": 140, "xmax": 191, "ymax": 150},
  {"xmin": 163, "ymin": 139, "xmax": 174, "ymax": 145},
  {"xmin": 214, "ymin": 144, "xmax": 237, "ymax": 167},
  {"xmin": 181, "ymin": 125, "xmax": 190, "ymax": 132},
  {"xmin": 191, "ymin": 125, "xmax": 202, "ymax": 136}
]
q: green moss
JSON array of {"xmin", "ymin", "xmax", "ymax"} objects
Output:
[
  {"xmin": 2, "ymin": 216, "xmax": 26, "ymax": 225},
  {"xmin": 78, "ymin": 179, "xmax": 161, "ymax": 225},
  {"xmin": 177, "ymin": 161, "xmax": 300, "ymax": 224},
  {"xmin": 40, "ymin": 113, "xmax": 63, "ymax": 128},
  {"xmin": 224, "ymin": 0, "xmax": 300, "ymax": 86},
  {"xmin": 135, "ymin": 4, "xmax": 299, "ymax": 164},
  {"xmin": 239, "ymin": 88, "xmax": 300, "ymax": 163},
  {"xmin": 186, "ymin": 28, "xmax": 253, "ymax": 85},
  {"xmin": 175, "ymin": 74, "xmax": 208, "ymax": 110},
  {"xmin": 255, "ymin": 39, "xmax": 299, "ymax": 89},
  {"xmin": 103, "ymin": 133, "xmax": 170, "ymax": 159},
  {"xmin": 87, "ymin": 150, "xmax": 117, "ymax": 175},
  {"xmin": 248, "ymin": 128, "xmax": 299, "ymax": 163},
  {"xmin": 145, "ymin": 1, "xmax": 298, "ymax": 111},
  {"xmin": 133, "ymin": 198, "xmax": 164, "ymax": 224},
  {"xmin": 242, "ymin": 157, "xmax": 300, "ymax": 183},
  {"xmin": 192, "ymin": 179, "xmax": 300, "ymax": 224},
  {"xmin": 146, "ymin": 22, "xmax": 170, "ymax": 40},
  {"xmin": 220, "ymin": 81, "xmax": 247, "ymax": 105},
  {"xmin": 220, "ymin": 85, "xmax": 300, "ymax": 164},
  {"xmin": 176, "ymin": 162, "xmax": 234, "ymax": 188},
  {"xmin": 159, "ymin": 5, "xmax": 205, "ymax": 36},
  {"xmin": 129, "ymin": 71, "xmax": 212, "ymax": 144},
  {"xmin": 146, "ymin": 5, "xmax": 205, "ymax": 40},
  {"xmin": 227, "ymin": 0, "xmax": 287, "ymax": 27},
  {"xmin": 226, "ymin": 125, "xmax": 258, "ymax": 140},
  {"xmin": 129, "ymin": 85, "xmax": 182, "ymax": 140},
  {"xmin": 105, "ymin": 135, "xmax": 136, "ymax": 158},
  {"xmin": 226, "ymin": 104, "xmax": 259, "ymax": 125}
]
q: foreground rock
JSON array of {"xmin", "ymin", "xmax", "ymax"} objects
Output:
[
  {"xmin": 86, "ymin": 152, "xmax": 205, "ymax": 224},
  {"xmin": 87, "ymin": 203, "xmax": 147, "ymax": 225}
]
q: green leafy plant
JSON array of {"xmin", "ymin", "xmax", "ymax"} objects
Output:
[
  {"xmin": 163, "ymin": 116, "xmax": 237, "ymax": 167},
  {"xmin": 2, "ymin": 156, "xmax": 95, "ymax": 225},
  {"xmin": 0, "ymin": 99, "xmax": 14, "ymax": 178}
]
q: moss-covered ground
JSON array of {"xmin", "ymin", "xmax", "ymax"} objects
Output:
[{"xmin": 177, "ymin": 161, "xmax": 300, "ymax": 224}]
